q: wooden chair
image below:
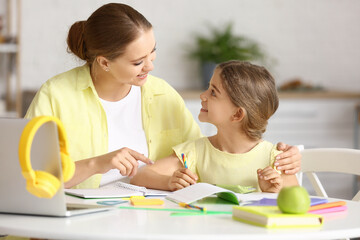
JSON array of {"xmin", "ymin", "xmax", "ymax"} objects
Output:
[{"xmin": 298, "ymin": 148, "xmax": 360, "ymax": 201}]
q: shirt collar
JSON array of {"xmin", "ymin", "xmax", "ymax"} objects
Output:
[
  {"xmin": 142, "ymin": 75, "xmax": 167, "ymax": 97},
  {"xmin": 76, "ymin": 64, "xmax": 94, "ymax": 90}
]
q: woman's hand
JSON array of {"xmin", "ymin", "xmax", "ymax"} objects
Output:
[
  {"xmin": 65, "ymin": 147, "xmax": 153, "ymax": 188},
  {"xmin": 257, "ymin": 167, "xmax": 283, "ymax": 193},
  {"xmin": 274, "ymin": 143, "xmax": 301, "ymax": 174},
  {"xmin": 168, "ymin": 168, "xmax": 198, "ymax": 191},
  {"xmin": 96, "ymin": 147, "xmax": 153, "ymax": 177}
]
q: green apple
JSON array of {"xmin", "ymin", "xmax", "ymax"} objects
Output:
[{"xmin": 277, "ymin": 186, "xmax": 310, "ymax": 214}]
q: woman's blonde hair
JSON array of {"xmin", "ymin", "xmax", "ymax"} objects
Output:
[{"xmin": 217, "ymin": 60, "xmax": 279, "ymax": 140}]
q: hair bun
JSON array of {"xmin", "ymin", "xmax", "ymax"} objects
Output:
[{"xmin": 67, "ymin": 21, "xmax": 87, "ymax": 61}]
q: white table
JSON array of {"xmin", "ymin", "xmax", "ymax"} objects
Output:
[{"xmin": 1, "ymin": 195, "xmax": 360, "ymax": 240}]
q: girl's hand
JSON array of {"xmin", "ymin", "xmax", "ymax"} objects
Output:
[
  {"xmin": 168, "ymin": 168, "xmax": 198, "ymax": 191},
  {"xmin": 274, "ymin": 142, "xmax": 301, "ymax": 175},
  {"xmin": 96, "ymin": 147, "xmax": 153, "ymax": 177},
  {"xmin": 257, "ymin": 166, "xmax": 283, "ymax": 193}
]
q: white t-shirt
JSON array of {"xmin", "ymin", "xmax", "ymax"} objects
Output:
[{"xmin": 99, "ymin": 86, "xmax": 148, "ymax": 186}]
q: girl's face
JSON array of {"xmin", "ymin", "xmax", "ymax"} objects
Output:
[
  {"xmin": 106, "ymin": 29, "xmax": 157, "ymax": 86},
  {"xmin": 199, "ymin": 68, "xmax": 240, "ymax": 126}
]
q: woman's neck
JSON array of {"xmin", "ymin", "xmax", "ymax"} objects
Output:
[
  {"xmin": 90, "ymin": 64, "xmax": 131, "ymax": 102},
  {"xmin": 209, "ymin": 127, "xmax": 261, "ymax": 154}
]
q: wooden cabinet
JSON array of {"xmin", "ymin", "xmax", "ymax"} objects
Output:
[{"xmin": 0, "ymin": 0, "xmax": 21, "ymax": 117}]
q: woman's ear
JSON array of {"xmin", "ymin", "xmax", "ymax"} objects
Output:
[
  {"xmin": 96, "ymin": 56, "xmax": 110, "ymax": 72},
  {"xmin": 232, "ymin": 107, "xmax": 245, "ymax": 122}
]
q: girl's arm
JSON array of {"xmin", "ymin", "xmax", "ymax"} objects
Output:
[
  {"xmin": 130, "ymin": 153, "xmax": 198, "ymax": 191},
  {"xmin": 257, "ymin": 167, "xmax": 299, "ymax": 193},
  {"xmin": 281, "ymin": 173, "xmax": 299, "ymax": 187}
]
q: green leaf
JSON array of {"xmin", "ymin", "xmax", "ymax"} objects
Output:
[{"xmin": 188, "ymin": 22, "xmax": 266, "ymax": 64}]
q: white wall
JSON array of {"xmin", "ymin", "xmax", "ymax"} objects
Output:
[{"xmin": 19, "ymin": 0, "xmax": 360, "ymax": 91}]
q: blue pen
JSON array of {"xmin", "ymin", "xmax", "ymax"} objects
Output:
[{"xmin": 96, "ymin": 200, "xmax": 127, "ymax": 206}]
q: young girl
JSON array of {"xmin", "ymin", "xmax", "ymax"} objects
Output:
[{"xmin": 131, "ymin": 60, "xmax": 298, "ymax": 192}]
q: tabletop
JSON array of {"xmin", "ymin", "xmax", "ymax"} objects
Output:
[{"xmin": 1, "ymin": 194, "xmax": 360, "ymax": 240}]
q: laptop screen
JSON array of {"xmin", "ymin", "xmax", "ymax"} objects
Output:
[{"xmin": 0, "ymin": 118, "xmax": 111, "ymax": 217}]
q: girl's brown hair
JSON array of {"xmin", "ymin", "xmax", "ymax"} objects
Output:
[
  {"xmin": 217, "ymin": 60, "xmax": 279, "ymax": 140},
  {"xmin": 67, "ymin": 3, "xmax": 152, "ymax": 65}
]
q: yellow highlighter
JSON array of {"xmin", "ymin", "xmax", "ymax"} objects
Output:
[
  {"xmin": 130, "ymin": 196, "xmax": 145, "ymax": 200},
  {"xmin": 130, "ymin": 198, "xmax": 164, "ymax": 206}
]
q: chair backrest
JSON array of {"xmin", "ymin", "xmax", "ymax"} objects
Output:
[{"xmin": 299, "ymin": 148, "xmax": 360, "ymax": 201}]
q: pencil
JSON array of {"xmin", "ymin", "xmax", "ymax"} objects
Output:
[
  {"xmin": 308, "ymin": 201, "xmax": 346, "ymax": 211},
  {"xmin": 181, "ymin": 153, "xmax": 188, "ymax": 169},
  {"xmin": 179, "ymin": 202, "xmax": 207, "ymax": 212}
]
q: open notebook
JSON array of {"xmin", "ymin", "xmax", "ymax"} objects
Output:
[
  {"xmin": 65, "ymin": 182, "xmax": 170, "ymax": 199},
  {"xmin": 166, "ymin": 183, "xmax": 243, "ymax": 204},
  {"xmin": 0, "ymin": 118, "xmax": 112, "ymax": 217}
]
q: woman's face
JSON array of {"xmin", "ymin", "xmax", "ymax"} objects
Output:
[{"xmin": 107, "ymin": 29, "xmax": 157, "ymax": 86}]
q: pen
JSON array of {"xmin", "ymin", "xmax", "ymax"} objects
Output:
[
  {"xmin": 181, "ymin": 153, "xmax": 188, "ymax": 169},
  {"xmin": 179, "ymin": 202, "xmax": 207, "ymax": 212}
]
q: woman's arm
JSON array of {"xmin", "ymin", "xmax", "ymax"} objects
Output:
[
  {"xmin": 281, "ymin": 173, "xmax": 299, "ymax": 187},
  {"xmin": 64, "ymin": 148, "xmax": 153, "ymax": 188}
]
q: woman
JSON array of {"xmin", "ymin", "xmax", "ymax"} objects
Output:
[{"xmin": 25, "ymin": 3, "xmax": 301, "ymax": 189}]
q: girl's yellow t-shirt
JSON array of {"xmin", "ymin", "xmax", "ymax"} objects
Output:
[{"xmin": 172, "ymin": 137, "xmax": 281, "ymax": 191}]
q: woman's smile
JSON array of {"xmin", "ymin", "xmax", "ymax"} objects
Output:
[{"xmin": 137, "ymin": 73, "xmax": 148, "ymax": 80}]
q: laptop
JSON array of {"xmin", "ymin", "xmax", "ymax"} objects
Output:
[{"xmin": 0, "ymin": 118, "xmax": 112, "ymax": 217}]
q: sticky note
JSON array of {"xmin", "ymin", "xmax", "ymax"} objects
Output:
[{"xmin": 130, "ymin": 198, "xmax": 164, "ymax": 206}]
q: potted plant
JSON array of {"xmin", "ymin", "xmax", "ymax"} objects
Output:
[{"xmin": 188, "ymin": 22, "xmax": 267, "ymax": 89}]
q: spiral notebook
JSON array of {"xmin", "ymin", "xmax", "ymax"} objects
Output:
[{"xmin": 65, "ymin": 182, "xmax": 170, "ymax": 199}]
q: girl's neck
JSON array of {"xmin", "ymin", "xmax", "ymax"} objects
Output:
[
  {"xmin": 90, "ymin": 64, "xmax": 131, "ymax": 102},
  {"xmin": 209, "ymin": 128, "xmax": 261, "ymax": 154}
]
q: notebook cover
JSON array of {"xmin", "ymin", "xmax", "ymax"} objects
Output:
[
  {"xmin": 232, "ymin": 206, "xmax": 323, "ymax": 229},
  {"xmin": 246, "ymin": 197, "xmax": 328, "ymax": 206}
]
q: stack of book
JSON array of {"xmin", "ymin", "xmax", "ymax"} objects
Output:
[{"xmin": 232, "ymin": 200, "xmax": 347, "ymax": 228}]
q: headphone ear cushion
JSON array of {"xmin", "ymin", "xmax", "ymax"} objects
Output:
[
  {"xmin": 60, "ymin": 152, "xmax": 75, "ymax": 183},
  {"xmin": 26, "ymin": 171, "xmax": 61, "ymax": 199}
]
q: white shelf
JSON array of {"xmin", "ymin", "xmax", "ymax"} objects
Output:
[
  {"xmin": 0, "ymin": 43, "xmax": 18, "ymax": 53},
  {"xmin": 0, "ymin": 111, "xmax": 18, "ymax": 118}
]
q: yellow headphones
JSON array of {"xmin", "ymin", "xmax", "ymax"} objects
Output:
[{"xmin": 18, "ymin": 116, "xmax": 75, "ymax": 198}]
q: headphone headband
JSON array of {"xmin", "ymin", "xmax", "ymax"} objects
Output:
[{"xmin": 18, "ymin": 116, "xmax": 74, "ymax": 198}]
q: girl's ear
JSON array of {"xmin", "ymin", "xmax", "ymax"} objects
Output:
[
  {"xmin": 96, "ymin": 56, "xmax": 110, "ymax": 72},
  {"xmin": 232, "ymin": 107, "xmax": 245, "ymax": 122}
]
